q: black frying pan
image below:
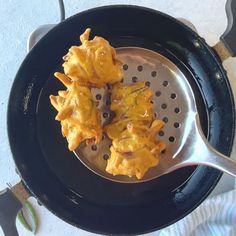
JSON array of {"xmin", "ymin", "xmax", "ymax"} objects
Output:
[{"xmin": 1, "ymin": 1, "xmax": 236, "ymax": 235}]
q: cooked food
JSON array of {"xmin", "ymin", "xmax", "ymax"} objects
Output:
[
  {"xmin": 50, "ymin": 28, "xmax": 122, "ymax": 151},
  {"xmin": 49, "ymin": 29, "xmax": 166, "ymax": 180},
  {"xmin": 106, "ymin": 121, "xmax": 166, "ymax": 179},
  {"xmin": 62, "ymin": 28, "xmax": 123, "ymax": 88},
  {"xmin": 104, "ymin": 82, "xmax": 166, "ymax": 179},
  {"xmin": 104, "ymin": 82, "xmax": 155, "ymax": 140},
  {"xmin": 49, "ymin": 72, "xmax": 102, "ymax": 151}
]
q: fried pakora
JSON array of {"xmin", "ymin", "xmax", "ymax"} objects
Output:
[
  {"xmin": 106, "ymin": 121, "xmax": 165, "ymax": 179},
  {"xmin": 49, "ymin": 72, "xmax": 102, "ymax": 151},
  {"xmin": 104, "ymin": 82, "xmax": 155, "ymax": 139},
  {"xmin": 63, "ymin": 28, "xmax": 123, "ymax": 88}
]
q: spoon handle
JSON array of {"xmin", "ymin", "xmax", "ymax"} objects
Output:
[
  {"xmin": 198, "ymin": 143, "xmax": 236, "ymax": 178},
  {"xmin": 187, "ymin": 115, "xmax": 236, "ymax": 177}
]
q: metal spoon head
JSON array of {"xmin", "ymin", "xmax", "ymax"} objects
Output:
[{"xmin": 74, "ymin": 47, "xmax": 198, "ymax": 183}]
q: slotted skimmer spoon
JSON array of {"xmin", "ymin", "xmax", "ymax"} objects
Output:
[{"xmin": 75, "ymin": 47, "xmax": 236, "ymax": 183}]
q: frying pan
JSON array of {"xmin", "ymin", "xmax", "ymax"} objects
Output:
[{"xmin": 1, "ymin": 1, "xmax": 236, "ymax": 235}]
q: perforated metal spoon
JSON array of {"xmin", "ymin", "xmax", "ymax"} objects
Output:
[{"xmin": 75, "ymin": 47, "xmax": 236, "ymax": 183}]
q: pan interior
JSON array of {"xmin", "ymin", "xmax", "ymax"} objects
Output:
[
  {"xmin": 75, "ymin": 47, "xmax": 197, "ymax": 183},
  {"xmin": 36, "ymin": 45, "xmax": 204, "ymax": 205}
]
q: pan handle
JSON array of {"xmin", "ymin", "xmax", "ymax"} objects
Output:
[
  {"xmin": 220, "ymin": 0, "xmax": 236, "ymax": 57},
  {"xmin": 0, "ymin": 182, "xmax": 29, "ymax": 236}
]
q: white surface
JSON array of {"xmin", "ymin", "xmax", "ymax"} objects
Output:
[{"xmin": 0, "ymin": 0, "xmax": 236, "ymax": 235}]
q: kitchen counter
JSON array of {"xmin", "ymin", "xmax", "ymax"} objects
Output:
[{"xmin": 1, "ymin": 0, "xmax": 236, "ymax": 235}]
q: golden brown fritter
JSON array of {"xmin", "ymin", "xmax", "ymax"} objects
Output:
[
  {"xmin": 106, "ymin": 121, "xmax": 166, "ymax": 179},
  {"xmin": 62, "ymin": 28, "xmax": 123, "ymax": 88},
  {"xmin": 49, "ymin": 72, "xmax": 102, "ymax": 151},
  {"xmin": 104, "ymin": 82, "xmax": 155, "ymax": 139}
]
